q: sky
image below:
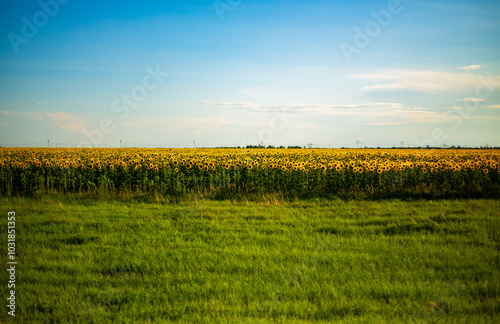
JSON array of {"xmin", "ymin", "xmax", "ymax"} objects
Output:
[{"xmin": 0, "ymin": 0, "xmax": 499, "ymax": 148}]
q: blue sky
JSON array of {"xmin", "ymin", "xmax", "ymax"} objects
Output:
[{"xmin": 0, "ymin": 0, "xmax": 499, "ymax": 147}]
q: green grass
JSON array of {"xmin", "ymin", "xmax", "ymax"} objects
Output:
[{"xmin": 1, "ymin": 195, "xmax": 499, "ymax": 323}]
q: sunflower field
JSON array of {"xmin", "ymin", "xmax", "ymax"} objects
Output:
[{"xmin": 1, "ymin": 147, "xmax": 499, "ymax": 198}]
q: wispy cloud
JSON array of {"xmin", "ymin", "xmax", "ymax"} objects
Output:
[
  {"xmin": 2, "ymin": 110, "xmax": 43, "ymax": 120},
  {"xmin": 348, "ymin": 69, "xmax": 495, "ymax": 93},
  {"xmin": 456, "ymin": 98, "xmax": 485, "ymax": 102},
  {"xmin": 198, "ymin": 100, "xmax": 445, "ymax": 125},
  {"xmin": 16, "ymin": 101, "xmax": 47, "ymax": 107},
  {"xmin": 198, "ymin": 100, "xmax": 264, "ymax": 112},
  {"xmin": 486, "ymin": 105, "xmax": 500, "ymax": 109},
  {"xmin": 199, "ymin": 100, "xmax": 405, "ymax": 115},
  {"xmin": 370, "ymin": 122, "xmax": 411, "ymax": 126},
  {"xmin": 45, "ymin": 112, "xmax": 87, "ymax": 132},
  {"xmin": 2, "ymin": 110, "xmax": 87, "ymax": 132},
  {"xmin": 458, "ymin": 65, "xmax": 482, "ymax": 71}
]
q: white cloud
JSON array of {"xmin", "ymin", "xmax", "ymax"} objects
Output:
[
  {"xmin": 348, "ymin": 69, "xmax": 497, "ymax": 93},
  {"xmin": 370, "ymin": 122, "xmax": 411, "ymax": 126},
  {"xmin": 456, "ymin": 98, "xmax": 485, "ymax": 102},
  {"xmin": 198, "ymin": 100, "xmax": 265, "ymax": 112},
  {"xmin": 199, "ymin": 100, "xmax": 405, "ymax": 116},
  {"xmin": 2, "ymin": 110, "xmax": 87, "ymax": 132},
  {"xmin": 2, "ymin": 110, "xmax": 43, "ymax": 120},
  {"xmin": 486, "ymin": 105, "xmax": 500, "ymax": 109},
  {"xmin": 45, "ymin": 111, "xmax": 87, "ymax": 132},
  {"xmin": 198, "ymin": 100, "xmax": 445, "ymax": 125},
  {"xmin": 458, "ymin": 65, "xmax": 482, "ymax": 71}
]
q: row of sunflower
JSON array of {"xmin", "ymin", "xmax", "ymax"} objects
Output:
[{"xmin": 0, "ymin": 148, "xmax": 499, "ymax": 198}]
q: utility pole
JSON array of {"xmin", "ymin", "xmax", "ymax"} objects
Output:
[
  {"xmin": 120, "ymin": 140, "xmax": 122, "ymax": 148},
  {"xmin": 47, "ymin": 139, "xmax": 49, "ymax": 147},
  {"xmin": 193, "ymin": 140, "xmax": 196, "ymax": 148}
]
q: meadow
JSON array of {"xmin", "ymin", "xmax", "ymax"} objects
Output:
[
  {"xmin": 1, "ymin": 148, "xmax": 499, "ymax": 322},
  {"xmin": 0, "ymin": 196, "xmax": 499, "ymax": 323}
]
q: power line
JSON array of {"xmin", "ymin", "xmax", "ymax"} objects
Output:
[{"xmin": 0, "ymin": 141, "xmax": 494, "ymax": 149}]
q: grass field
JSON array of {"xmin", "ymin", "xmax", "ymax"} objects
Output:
[{"xmin": 1, "ymin": 195, "xmax": 499, "ymax": 323}]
